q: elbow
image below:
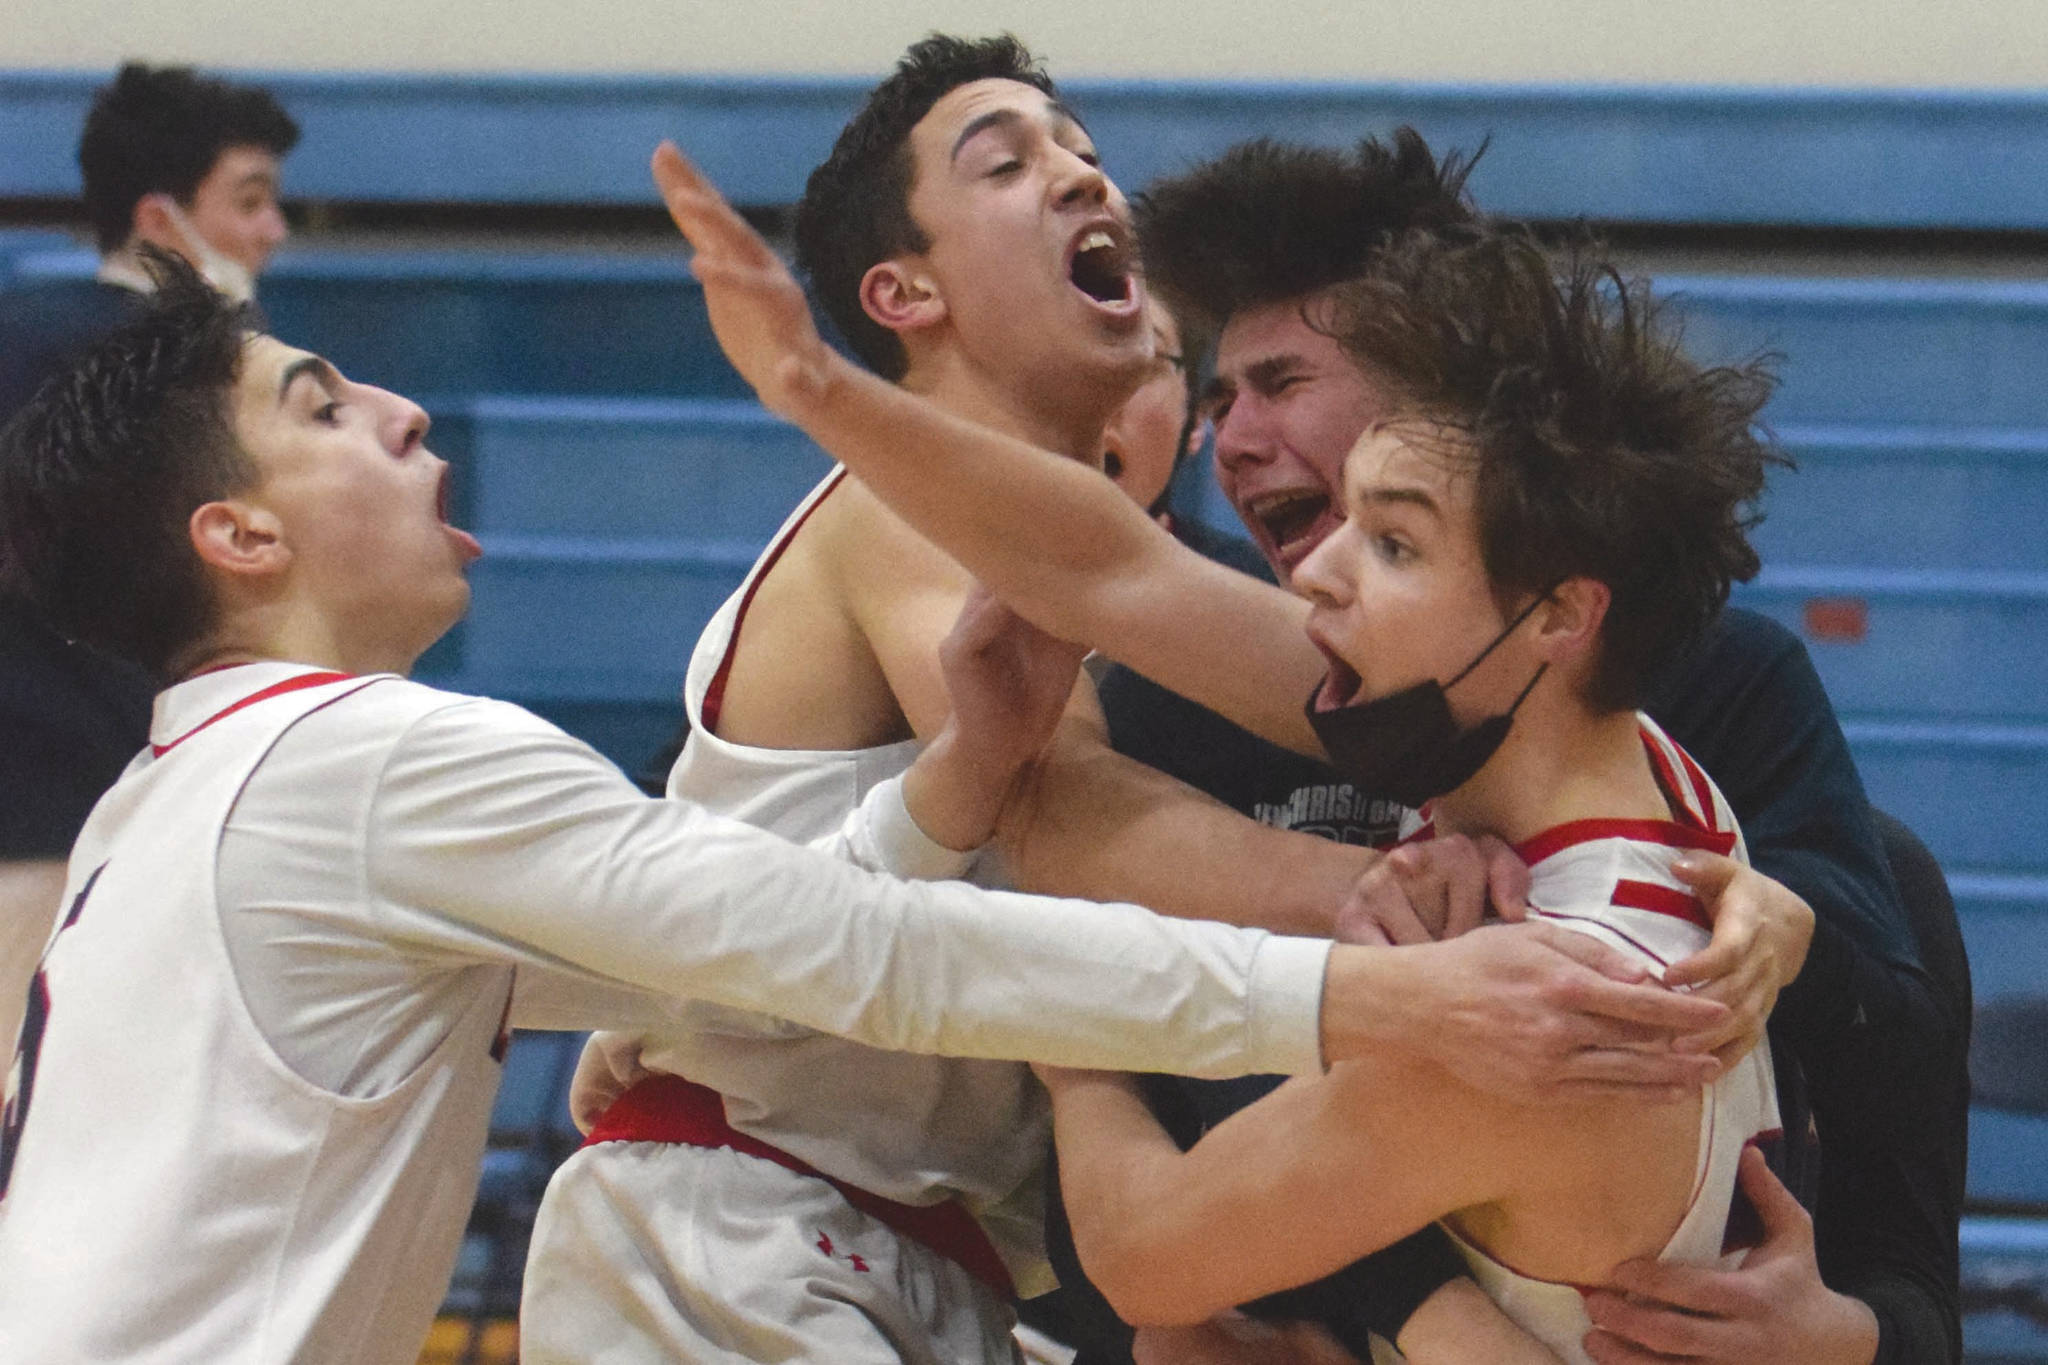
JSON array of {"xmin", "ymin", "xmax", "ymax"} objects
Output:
[{"xmin": 1073, "ymin": 1217, "xmax": 1224, "ymax": 1327}]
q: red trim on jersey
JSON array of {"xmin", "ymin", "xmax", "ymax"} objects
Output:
[
  {"xmin": 1670, "ymin": 740, "xmax": 1721, "ymax": 831},
  {"xmin": 585, "ymin": 1074, "xmax": 1017, "ymax": 1299},
  {"xmin": 151, "ymin": 671, "xmax": 353, "ymax": 756},
  {"xmin": 1611, "ymin": 878, "xmax": 1713, "ymax": 932},
  {"xmin": 1515, "ymin": 818, "xmax": 1736, "ymax": 868},
  {"xmin": 698, "ymin": 469, "xmax": 848, "ymax": 736}
]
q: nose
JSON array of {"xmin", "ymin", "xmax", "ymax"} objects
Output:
[
  {"xmin": 260, "ymin": 203, "xmax": 289, "ymax": 248},
  {"xmin": 1053, "ymin": 151, "xmax": 1110, "ymax": 210},
  {"xmin": 1291, "ymin": 521, "xmax": 1354, "ymax": 608},
  {"xmin": 367, "ymin": 384, "xmax": 431, "ymax": 455},
  {"xmin": 1212, "ymin": 393, "xmax": 1275, "ymax": 473}
]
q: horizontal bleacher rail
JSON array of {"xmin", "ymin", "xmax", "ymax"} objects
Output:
[{"xmin": 6, "ymin": 70, "xmax": 2048, "ymax": 227}]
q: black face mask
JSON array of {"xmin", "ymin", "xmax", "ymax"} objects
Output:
[{"xmin": 1304, "ymin": 593, "xmax": 1552, "ymax": 808}]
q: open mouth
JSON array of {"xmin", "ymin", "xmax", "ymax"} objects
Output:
[
  {"xmin": 1067, "ymin": 226, "xmax": 1136, "ymax": 309},
  {"xmin": 1246, "ymin": 490, "xmax": 1335, "ymax": 562},
  {"xmin": 1308, "ymin": 633, "xmax": 1363, "ymax": 712},
  {"xmin": 436, "ymin": 467, "xmax": 483, "ymax": 562}
]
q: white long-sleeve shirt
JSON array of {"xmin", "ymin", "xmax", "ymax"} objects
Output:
[
  {"xmin": 202, "ymin": 665, "xmax": 1328, "ymax": 1088},
  {"xmin": 0, "ymin": 663, "xmax": 1330, "ymax": 1365}
]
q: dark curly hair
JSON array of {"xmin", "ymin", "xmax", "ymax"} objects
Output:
[
  {"xmin": 794, "ymin": 34, "xmax": 1057, "ymax": 380},
  {"xmin": 1134, "ymin": 130, "xmax": 1480, "ymax": 336},
  {"xmin": 0, "ymin": 249, "xmax": 256, "ymax": 679},
  {"xmin": 1315, "ymin": 227, "xmax": 1784, "ymax": 711},
  {"xmin": 78, "ymin": 63, "xmax": 300, "ymax": 255}
]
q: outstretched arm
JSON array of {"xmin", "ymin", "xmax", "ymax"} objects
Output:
[{"xmin": 652, "ymin": 141, "xmax": 1327, "ymax": 756}]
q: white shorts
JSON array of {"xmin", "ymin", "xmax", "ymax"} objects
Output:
[{"xmin": 522, "ymin": 1140, "xmax": 1022, "ymax": 1365}]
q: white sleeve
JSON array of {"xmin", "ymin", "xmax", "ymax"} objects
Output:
[
  {"xmin": 817, "ymin": 774, "xmax": 980, "ymax": 881},
  {"xmin": 363, "ymin": 698, "xmax": 1329, "ymax": 1078}
]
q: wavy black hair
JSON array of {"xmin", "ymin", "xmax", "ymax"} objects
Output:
[
  {"xmin": 794, "ymin": 34, "xmax": 1056, "ymax": 380},
  {"xmin": 0, "ymin": 250, "xmax": 256, "ymax": 678},
  {"xmin": 1135, "ymin": 130, "xmax": 1480, "ymax": 335},
  {"xmin": 78, "ymin": 63, "xmax": 299, "ymax": 255},
  {"xmin": 1316, "ymin": 227, "xmax": 1784, "ymax": 710}
]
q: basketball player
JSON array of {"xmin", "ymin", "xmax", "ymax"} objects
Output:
[{"xmin": 0, "ymin": 254, "xmax": 1460, "ymax": 1365}]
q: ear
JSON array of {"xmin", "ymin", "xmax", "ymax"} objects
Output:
[
  {"xmin": 1532, "ymin": 577, "xmax": 1610, "ymax": 666},
  {"xmin": 858, "ymin": 259, "xmax": 947, "ymax": 339},
  {"xmin": 128, "ymin": 193, "xmax": 181, "ymax": 255},
  {"xmin": 189, "ymin": 499, "xmax": 289, "ymax": 581}
]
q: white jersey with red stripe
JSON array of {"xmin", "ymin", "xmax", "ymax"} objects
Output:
[
  {"xmin": 0, "ymin": 669, "xmax": 511, "ymax": 1365},
  {"xmin": 1383, "ymin": 715, "xmax": 1781, "ymax": 1365},
  {"xmin": 573, "ymin": 466, "xmax": 1056, "ymax": 1293}
]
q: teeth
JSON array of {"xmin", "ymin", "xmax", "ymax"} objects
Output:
[
  {"xmin": 1248, "ymin": 490, "xmax": 1324, "ymax": 516},
  {"xmin": 1077, "ymin": 229, "xmax": 1115, "ymax": 253}
]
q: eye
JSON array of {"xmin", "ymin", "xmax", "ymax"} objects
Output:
[
  {"xmin": 989, "ymin": 159, "xmax": 1023, "ymax": 178},
  {"xmin": 1075, "ymin": 149, "xmax": 1101, "ymax": 168},
  {"xmin": 314, "ymin": 401, "xmax": 343, "ymax": 425},
  {"xmin": 1376, "ymin": 534, "xmax": 1413, "ymax": 564}
]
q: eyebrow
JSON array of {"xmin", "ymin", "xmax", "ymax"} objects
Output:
[
  {"xmin": 949, "ymin": 100, "xmax": 1089, "ymax": 163},
  {"xmin": 1354, "ymin": 485, "xmax": 1443, "ymax": 519},
  {"xmin": 277, "ymin": 354, "xmax": 341, "ymax": 405},
  {"xmin": 1243, "ymin": 354, "xmax": 1308, "ymax": 392}
]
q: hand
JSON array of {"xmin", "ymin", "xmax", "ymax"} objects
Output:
[
  {"xmin": 937, "ymin": 584, "xmax": 1088, "ymax": 779},
  {"xmin": 1662, "ymin": 856, "xmax": 1814, "ymax": 1067},
  {"xmin": 1581, "ymin": 1147, "xmax": 1880, "ymax": 1365},
  {"xmin": 650, "ymin": 142, "xmax": 840, "ymax": 419},
  {"xmin": 1396, "ymin": 922, "xmax": 1728, "ymax": 1101},
  {"xmin": 903, "ymin": 586, "xmax": 1090, "ymax": 852},
  {"xmin": 567, "ymin": 1031, "xmax": 652, "ymax": 1134},
  {"xmin": 1335, "ymin": 834, "xmax": 1530, "ymax": 946},
  {"xmin": 1133, "ymin": 1315, "xmax": 1359, "ymax": 1365}
]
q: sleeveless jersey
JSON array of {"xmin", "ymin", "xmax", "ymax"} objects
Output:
[
  {"xmin": 1380, "ymin": 715, "xmax": 1780, "ymax": 1365},
  {"xmin": 0, "ymin": 669, "xmax": 513, "ymax": 1365},
  {"xmin": 635, "ymin": 467, "xmax": 1055, "ymax": 1294}
]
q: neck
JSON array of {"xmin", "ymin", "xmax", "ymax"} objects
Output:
[
  {"xmin": 1431, "ymin": 690, "xmax": 1667, "ymax": 848},
  {"xmin": 177, "ymin": 602, "xmax": 422, "ymax": 683},
  {"xmin": 902, "ymin": 351, "xmax": 1124, "ymax": 462}
]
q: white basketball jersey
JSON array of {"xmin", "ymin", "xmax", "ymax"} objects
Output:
[
  {"xmin": 0, "ymin": 669, "xmax": 512, "ymax": 1364},
  {"xmin": 641, "ymin": 466, "xmax": 1055, "ymax": 1294},
  {"xmin": 1379, "ymin": 716, "xmax": 1780, "ymax": 1365}
]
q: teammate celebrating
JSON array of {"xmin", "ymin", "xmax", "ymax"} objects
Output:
[{"xmin": 0, "ymin": 254, "xmax": 1439, "ymax": 1365}]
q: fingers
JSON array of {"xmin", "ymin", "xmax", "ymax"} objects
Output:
[
  {"xmin": 1477, "ymin": 833, "xmax": 1533, "ymax": 922},
  {"xmin": 1548, "ymin": 1047, "xmax": 1718, "ymax": 1094},
  {"xmin": 1668, "ymin": 850, "xmax": 1741, "ymax": 901},
  {"xmin": 1434, "ymin": 842, "xmax": 1490, "ymax": 939},
  {"xmin": 651, "ymin": 142, "xmax": 778, "ymax": 266},
  {"xmin": 1527, "ymin": 921, "xmax": 1653, "ymax": 984},
  {"xmin": 1603, "ymin": 1255, "xmax": 1744, "ymax": 1317},
  {"xmin": 1737, "ymin": 1143, "xmax": 1812, "ymax": 1245}
]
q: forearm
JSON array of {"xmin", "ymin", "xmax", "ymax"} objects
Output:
[
  {"xmin": 1002, "ymin": 731, "xmax": 1368, "ymax": 935},
  {"xmin": 798, "ymin": 361, "xmax": 1326, "ymax": 754},
  {"xmin": 369, "ymin": 703, "xmax": 1333, "ymax": 1076},
  {"xmin": 1047, "ymin": 1071, "xmax": 1227, "ymax": 1326}
]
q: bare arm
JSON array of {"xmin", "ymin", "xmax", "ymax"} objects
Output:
[
  {"xmin": 1036, "ymin": 1060, "xmax": 1520, "ymax": 1326},
  {"xmin": 1002, "ymin": 704, "xmax": 1371, "ymax": 936},
  {"xmin": 652, "ymin": 141, "xmax": 1327, "ymax": 756}
]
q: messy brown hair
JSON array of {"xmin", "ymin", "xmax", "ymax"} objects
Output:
[{"xmin": 1317, "ymin": 226, "xmax": 1784, "ymax": 710}]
